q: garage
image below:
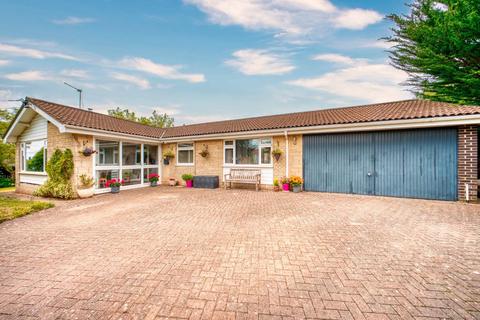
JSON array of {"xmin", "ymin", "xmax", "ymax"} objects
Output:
[{"xmin": 303, "ymin": 128, "xmax": 458, "ymax": 200}]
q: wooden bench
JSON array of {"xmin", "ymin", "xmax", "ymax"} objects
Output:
[{"xmin": 224, "ymin": 169, "xmax": 262, "ymax": 191}]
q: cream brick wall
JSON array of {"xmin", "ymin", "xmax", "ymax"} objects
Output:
[
  {"xmin": 47, "ymin": 123, "xmax": 94, "ymax": 194},
  {"xmin": 273, "ymin": 134, "xmax": 303, "ymax": 181},
  {"xmin": 161, "ymin": 140, "xmax": 224, "ymax": 186}
]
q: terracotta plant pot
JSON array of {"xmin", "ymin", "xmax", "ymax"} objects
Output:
[
  {"xmin": 186, "ymin": 180, "xmax": 193, "ymax": 188},
  {"xmin": 168, "ymin": 178, "xmax": 177, "ymax": 186},
  {"xmin": 77, "ymin": 187, "xmax": 94, "ymax": 198},
  {"xmin": 273, "ymin": 185, "xmax": 280, "ymax": 192},
  {"xmin": 282, "ymin": 183, "xmax": 290, "ymax": 192}
]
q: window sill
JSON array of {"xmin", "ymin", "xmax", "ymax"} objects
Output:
[
  {"xmin": 20, "ymin": 171, "xmax": 47, "ymax": 176},
  {"xmin": 176, "ymin": 163, "xmax": 194, "ymax": 167},
  {"xmin": 223, "ymin": 164, "xmax": 273, "ymax": 168}
]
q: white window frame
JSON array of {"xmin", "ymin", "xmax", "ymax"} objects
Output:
[
  {"xmin": 223, "ymin": 138, "xmax": 273, "ymax": 167},
  {"xmin": 93, "ymin": 138, "xmax": 160, "ymax": 192},
  {"xmin": 176, "ymin": 142, "xmax": 194, "ymax": 166},
  {"xmin": 20, "ymin": 139, "xmax": 47, "ymax": 174}
]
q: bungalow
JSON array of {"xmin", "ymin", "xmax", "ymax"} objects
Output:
[{"xmin": 3, "ymin": 97, "xmax": 479, "ymax": 201}]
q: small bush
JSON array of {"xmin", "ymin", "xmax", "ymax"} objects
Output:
[
  {"xmin": 34, "ymin": 148, "xmax": 75, "ymax": 199},
  {"xmin": 0, "ymin": 177, "xmax": 13, "ymax": 188}
]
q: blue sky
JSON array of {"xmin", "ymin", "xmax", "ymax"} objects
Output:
[{"xmin": 0, "ymin": 0, "xmax": 412, "ymax": 124}]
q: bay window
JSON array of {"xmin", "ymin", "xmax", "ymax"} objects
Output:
[
  {"xmin": 94, "ymin": 139, "xmax": 160, "ymax": 190},
  {"xmin": 224, "ymin": 138, "xmax": 272, "ymax": 165},
  {"xmin": 177, "ymin": 143, "xmax": 194, "ymax": 165},
  {"xmin": 21, "ymin": 140, "xmax": 47, "ymax": 172}
]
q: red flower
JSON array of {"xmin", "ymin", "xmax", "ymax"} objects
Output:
[{"xmin": 106, "ymin": 178, "xmax": 124, "ymax": 188}]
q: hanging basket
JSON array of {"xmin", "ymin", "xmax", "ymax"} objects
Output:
[{"xmin": 80, "ymin": 147, "xmax": 97, "ymax": 157}]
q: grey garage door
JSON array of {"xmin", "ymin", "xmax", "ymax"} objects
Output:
[{"xmin": 303, "ymin": 128, "xmax": 458, "ymax": 200}]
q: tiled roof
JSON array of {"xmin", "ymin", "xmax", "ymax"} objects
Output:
[
  {"xmin": 28, "ymin": 97, "xmax": 165, "ymax": 139},
  {"xmin": 162, "ymin": 99, "xmax": 480, "ymax": 138},
  {"xmin": 27, "ymin": 97, "xmax": 480, "ymax": 140}
]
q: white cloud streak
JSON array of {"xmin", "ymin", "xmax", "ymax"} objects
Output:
[
  {"xmin": 0, "ymin": 43, "xmax": 78, "ymax": 60},
  {"xmin": 60, "ymin": 69, "xmax": 89, "ymax": 79},
  {"xmin": 111, "ymin": 72, "xmax": 151, "ymax": 89},
  {"xmin": 52, "ymin": 16, "xmax": 96, "ymax": 25},
  {"xmin": 225, "ymin": 49, "xmax": 295, "ymax": 75},
  {"xmin": 4, "ymin": 70, "xmax": 52, "ymax": 81},
  {"xmin": 184, "ymin": 0, "xmax": 383, "ymax": 39},
  {"xmin": 312, "ymin": 53, "xmax": 356, "ymax": 65},
  {"xmin": 287, "ymin": 57, "xmax": 411, "ymax": 103},
  {"xmin": 119, "ymin": 57, "xmax": 205, "ymax": 83},
  {"xmin": 0, "ymin": 59, "xmax": 10, "ymax": 66}
]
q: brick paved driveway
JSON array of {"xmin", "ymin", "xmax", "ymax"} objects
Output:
[{"xmin": 0, "ymin": 187, "xmax": 479, "ymax": 320}]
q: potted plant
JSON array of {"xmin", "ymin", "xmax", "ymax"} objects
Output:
[
  {"xmin": 77, "ymin": 174, "xmax": 95, "ymax": 198},
  {"xmin": 106, "ymin": 178, "xmax": 124, "ymax": 193},
  {"xmin": 148, "ymin": 173, "xmax": 159, "ymax": 187},
  {"xmin": 79, "ymin": 146, "xmax": 96, "ymax": 157},
  {"xmin": 273, "ymin": 178, "xmax": 280, "ymax": 192},
  {"xmin": 289, "ymin": 176, "xmax": 303, "ymax": 193},
  {"xmin": 280, "ymin": 177, "xmax": 289, "ymax": 192},
  {"xmin": 272, "ymin": 148, "xmax": 283, "ymax": 161},
  {"xmin": 181, "ymin": 174, "xmax": 194, "ymax": 188},
  {"xmin": 163, "ymin": 150, "xmax": 175, "ymax": 165}
]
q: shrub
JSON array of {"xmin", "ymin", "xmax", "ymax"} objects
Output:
[
  {"xmin": 280, "ymin": 177, "xmax": 289, "ymax": 184},
  {"xmin": 0, "ymin": 177, "xmax": 13, "ymax": 188},
  {"xmin": 273, "ymin": 178, "xmax": 279, "ymax": 187},
  {"xmin": 163, "ymin": 150, "xmax": 175, "ymax": 159},
  {"xmin": 181, "ymin": 174, "xmax": 193, "ymax": 181},
  {"xmin": 34, "ymin": 149, "xmax": 75, "ymax": 199}
]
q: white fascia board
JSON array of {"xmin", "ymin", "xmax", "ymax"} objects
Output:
[
  {"xmin": 161, "ymin": 115, "xmax": 480, "ymax": 142},
  {"xmin": 3, "ymin": 107, "xmax": 28, "ymax": 143},
  {"xmin": 64, "ymin": 125, "xmax": 160, "ymax": 143}
]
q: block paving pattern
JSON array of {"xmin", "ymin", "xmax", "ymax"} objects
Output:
[{"xmin": 0, "ymin": 187, "xmax": 479, "ymax": 319}]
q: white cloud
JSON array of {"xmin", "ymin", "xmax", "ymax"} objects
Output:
[
  {"xmin": 225, "ymin": 49, "xmax": 295, "ymax": 75},
  {"xmin": 52, "ymin": 16, "xmax": 96, "ymax": 25},
  {"xmin": 60, "ymin": 69, "xmax": 89, "ymax": 79},
  {"xmin": 334, "ymin": 9, "xmax": 383, "ymax": 30},
  {"xmin": 312, "ymin": 53, "xmax": 356, "ymax": 65},
  {"xmin": 0, "ymin": 59, "xmax": 10, "ymax": 66},
  {"xmin": 119, "ymin": 57, "xmax": 205, "ymax": 83},
  {"xmin": 111, "ymin": 72, "xmax": 151, "ymax": 90},
  {"xmin": 184, "ymin": 0, "xmax": 383, "ymax": 39},
  {"xmin": 4, "ymin": 70, "xmax": 52, "ymax": 81},
  {"xmin": 287, "ymin": 60, "xmax": 411, "ymax": 103},
  {"xmin": 361, "ymin": 40, "xmax": 393, "ymax": 49},
  {"xmin": 0, "ymin": 43, "xmax": 78, "ymax": 60}
]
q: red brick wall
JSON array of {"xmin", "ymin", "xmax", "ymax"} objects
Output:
[{"xmin": 458, "ymin": 125, "xmax": 478, "ymax": 201}]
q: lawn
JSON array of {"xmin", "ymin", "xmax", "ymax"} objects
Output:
[{"xmin": 0, "ymin": 195, "xmax": 54, "ymax": 223}]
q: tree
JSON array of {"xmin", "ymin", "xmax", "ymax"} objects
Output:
[
  {"xmin": 0, "ymin": 108, "xmax": 17, "ymax": 177},
  {"xmin": 385, "ymin": 0, "xmax": 480, "ymax": 105},
  {"xmin": 108, "ymin": 107, "xmax": 174, "ymax": 128}
]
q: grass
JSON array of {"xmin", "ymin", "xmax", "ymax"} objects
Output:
[
  {"xmin": 0, "ymin": 195, "xmax": 54, "ymax": 223},
  {"xmin": 0, "ymin": 187, "xmax": 15, "ymax": 193}
]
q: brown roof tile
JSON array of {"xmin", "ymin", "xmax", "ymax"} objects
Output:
[
  {"xmin": 162, "ymin": 99, "xmax": 480, "ymax": 138},
  {"xmin": 28, "ymin": 97, "xmax": 165, "ymax": 139},
  {"xmin": 27, "ymin": 97, "xmax": 480, "ymax": 140}
]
